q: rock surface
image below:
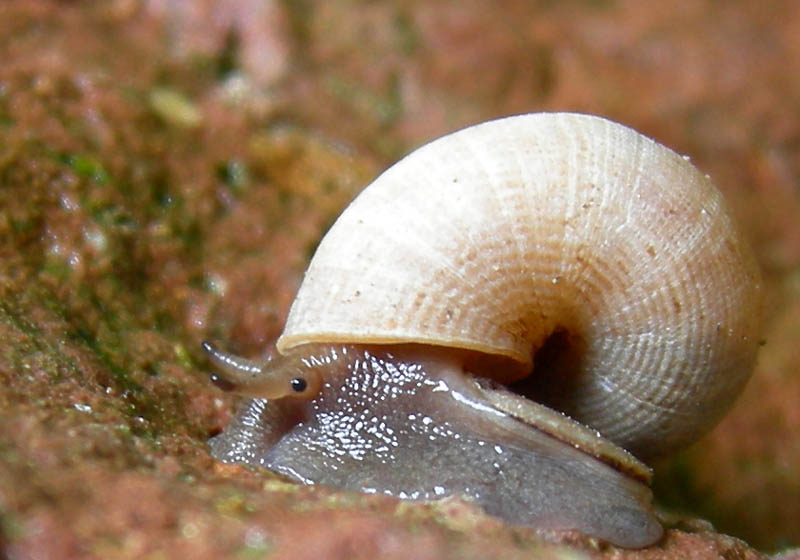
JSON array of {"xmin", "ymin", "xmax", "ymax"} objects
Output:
[{"xmin": 0, "ymin": 1, "xmax": 798, "ymax": 558}]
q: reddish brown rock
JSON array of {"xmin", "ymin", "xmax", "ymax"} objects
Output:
[{"xmin": 0, "ymin": 1, "xmax": 798, "ymax": 558}]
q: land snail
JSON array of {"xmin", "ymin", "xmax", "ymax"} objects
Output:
[{"xmin": 204, "ymin": 112, "xmax": 762, "ymax": 548}]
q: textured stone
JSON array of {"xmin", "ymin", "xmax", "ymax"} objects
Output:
[{"xmin": 0, "ymin": 1, "xmax": 798, "ymax": 557}]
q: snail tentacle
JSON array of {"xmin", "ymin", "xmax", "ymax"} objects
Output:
[{"xmin": 202, "ymin": 341, "xmax": 322, "ymax": 399}]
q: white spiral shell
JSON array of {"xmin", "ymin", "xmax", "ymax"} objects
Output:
[{"xmin": 276, "ymin": 112, "xmax": 762, "ymax": 458}]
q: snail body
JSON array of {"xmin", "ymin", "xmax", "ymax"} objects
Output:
[{"xmin": 206, "ymin": 113, "xmax": 762, "ymax": 548}]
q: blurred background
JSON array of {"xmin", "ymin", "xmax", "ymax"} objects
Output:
[{"xmin": 0, "ymin": 1, "xmax": 797, "ymax": 558}]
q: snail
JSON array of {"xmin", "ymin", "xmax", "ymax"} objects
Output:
[{"xmin": 204, "ymin": 113, "xmax": 762, "ymax": 548}]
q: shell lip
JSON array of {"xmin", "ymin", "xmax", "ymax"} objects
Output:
[
  {"xmin": 276, "ymin": 332, "xmax": 526, "ymax": 358},
  {"xmin": 470, "ymin": 376, "xmax": 653, "ymax": 484},
  {"xmin": 277, "ymin": 334, "xmax": 532, "ymax": 381}
]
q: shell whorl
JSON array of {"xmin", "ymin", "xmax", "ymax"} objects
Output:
[{"xmin": 276, "ymin": 113, "xmax": 762, "ymax": 458}]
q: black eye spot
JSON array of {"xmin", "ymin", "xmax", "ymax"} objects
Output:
[{"xmin": 291, "ymin": 377, "xmax": 307, "ymax": 393}]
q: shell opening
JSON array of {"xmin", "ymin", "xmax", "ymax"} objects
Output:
[
  {"xmin": 509, "ymin": 328, "xmax": 586, "ymax": 411},
  {"xmin": 466, "ymin": 330, "xmax": 653, "ymax": 483}
]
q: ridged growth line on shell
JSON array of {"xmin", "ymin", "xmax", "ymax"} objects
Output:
[{"xmin": 277, "ymin": 112, "xmax": 762, "ymax": 458}]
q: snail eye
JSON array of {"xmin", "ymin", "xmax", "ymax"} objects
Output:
[
  {"xmin": 288, "ymin": 369, "xmax": 322, "ymax": 400},
  {"xmin": 290, "ymin": 377, "xmax": 308, "ymax": 393}
]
